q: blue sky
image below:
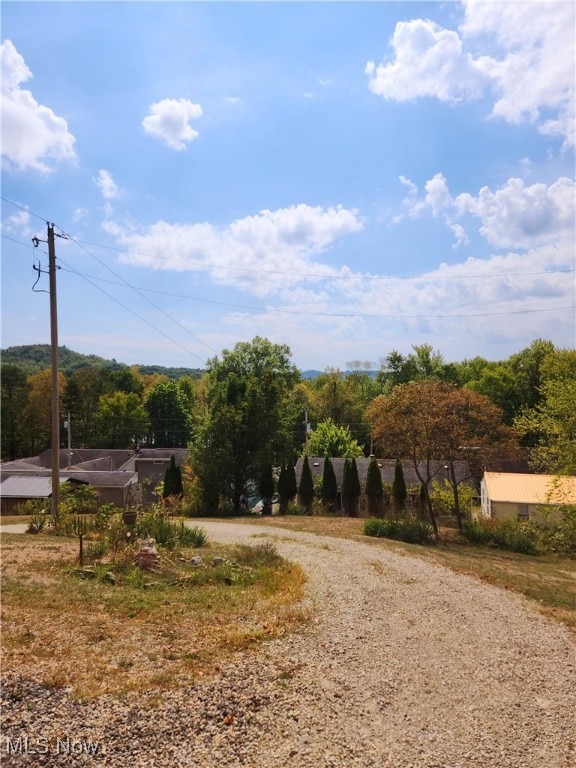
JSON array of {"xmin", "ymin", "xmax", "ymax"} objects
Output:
[{"xmin": 1, "ymin": 0, "xmax": 574, "ymax": 372}]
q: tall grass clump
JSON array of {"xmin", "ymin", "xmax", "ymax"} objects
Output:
[
  {"xmin": 136, "ymin": 508, "xmax": 208, "ymax": 550},
  {"xmin": 364, "ymin": 517, "xmax": 434, "ymax": 544}
]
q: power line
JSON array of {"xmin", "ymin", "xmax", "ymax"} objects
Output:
[
  {"xmin": 2, "ymin": 198, "xmax": 573, "ymax": 282},
  {"xmin": 57, "ymin": 265, "xmax": 575, "ymax": 320},
  {"xmin": 73, "ymin": 235, "xmax": 576, "ymax": 282},
  {"xmin": 3, "ymin": 230, "xmax": 574, "ymax": 320},
  {"xmin": 57, "ymin": 256, "xmax": 210, "ymax": 365},
  {"xmin": 65, "ymin": 234, "xmax": 219, "ymax": 356}
]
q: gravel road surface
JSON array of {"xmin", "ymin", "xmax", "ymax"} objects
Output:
[{"xmin": 1, "ymin": 521, "xmax": 575, "ymax": 767}]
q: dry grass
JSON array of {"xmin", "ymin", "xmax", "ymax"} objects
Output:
[
  {"xmin": 234, "ymin": 515, "xmax": 576, "ymax": 629},
  {"xmin": 0, "ymin": 532, "xmax": 307, "ymax": 699}
]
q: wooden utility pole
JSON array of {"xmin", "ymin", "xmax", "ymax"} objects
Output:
[{"xmin": 47, "ymin": 223, "xmax": 60, "ymax": 518}]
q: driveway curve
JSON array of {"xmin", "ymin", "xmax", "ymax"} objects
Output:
[{"xmin": 2, "ymin": 520, "xmax": 575, "ymax": 767}]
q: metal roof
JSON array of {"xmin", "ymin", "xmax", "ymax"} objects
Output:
[
  {"xmin": 483, "ymin": 472, "xmax": 576, "ymax": 504},
  {"xmin": 0, "ymin": 475, "xmax": 72, "ymax": 498}
]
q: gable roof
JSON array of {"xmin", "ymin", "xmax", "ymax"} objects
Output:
[
  {"xmin": 482, "ymin": 472, "xmax": 576, "ymax": 505},
  {"xmin": 295, "ymin": 458, "xmax": 472, "ymax": 489}
]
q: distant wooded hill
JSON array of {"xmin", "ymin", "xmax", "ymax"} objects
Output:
[{"xmin": 1, "ymin": 345, "xmax": 205, "ymax": 380}]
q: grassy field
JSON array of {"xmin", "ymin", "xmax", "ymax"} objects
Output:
[
  {"xmin": 0, "ymin": 530, "xmax": 307, "ymax": 699},
  {"xmin": 230, "ymin": 515, "xmax": 576, "ymax": 630}
]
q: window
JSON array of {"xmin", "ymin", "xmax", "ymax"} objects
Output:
[{"xmin": 518, "ymin": 504, "xmax": 529, "ymax": 520}]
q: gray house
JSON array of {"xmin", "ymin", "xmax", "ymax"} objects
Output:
[
  {"xmin": 0, "ymin": 448, "xmax": 188, "ymax": 512},
  {"xmin": 294, "ymin": 457, "xmax": 472, "ymax": 515}
]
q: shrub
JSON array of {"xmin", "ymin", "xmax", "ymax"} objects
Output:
[
  {"xmin": 542, "ymin": 506, "xmax": 576, "ymax": 558},
  {"xmin": 26, "ymin": 513, "xmax": 48, "ymax": 534},
  {"xmin": 462, "ymin": 518, "xmax": 541, "ymax": 555},
  {"xmin": 286, "ymin": 502, "xmax": 307, "ymax": 516},
  {"xmin": 363, "ymin": 517, "xmax": 434, "ymax": 544}
]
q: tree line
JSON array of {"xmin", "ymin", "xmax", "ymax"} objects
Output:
[{"xmin": 2, "ymin": 337, "xmax": 574, "ymax": 515}]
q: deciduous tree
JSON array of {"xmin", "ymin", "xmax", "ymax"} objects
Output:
[
  {"xmin": 367, "ymin": 381, "xmax": 516, "ymax": 533},
  {"xmin": 305, "ymin": 418, "xmax": 364, "ymax": 458},
  {"xmin": 192, "ymin": 337, "xmax": 299, "ymax": 511}
]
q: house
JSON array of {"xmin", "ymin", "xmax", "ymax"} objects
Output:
[
  {"xmin": 0, "ymin": 469, "xmax": 139, "ymax": 513},
  {"xmin": 480, "ymin": 472, "xmax": 576, "ymax": 524},
  {"xmin": 121, "ymin": 448, "xmax": 189, "ymax": 503},
  {"xmin": 0, "ymin": 448, "xmax": 187, "ymax": 512},
  {"xmin": 294, "ymin": 457, "xmax": 472, "ymax": 514},
  {"xmin": 0, "ymin": 475, "xmax": 87, "ymax": 516}
]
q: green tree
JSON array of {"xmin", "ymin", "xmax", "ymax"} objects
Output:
[
  {"xmin": 64, "ymin": 367, "xmax": 111, "ymax": 447},
  {"xmin": 192, "ymin": 337, "xmax": 299, "ymax": 512},
  {"xmin": 298, "ymin": 456, "xmax": 314, "ymax": 513},
  {"xmin": 145, "ymin": 380, "xmax": 193, "ymax": 448},
  {"xmin": 285, "ymin": 458, "xmax": 298, "ymax": 503},
  {"xmin": 258, "ymin": 463, "xmax": 275, "ymax": 515},
  {"xmin": 305, "ymin": 418, "xmax": 364, "ymax": 458},
  {"xmin": 514, "ymin": 348, "xmax": 576, "ymax": 474},
  {"xmin": 22, "ymin": 369, "xmax": 66, "ymax": 456},
  {"xmin": 342, "ymin": 458, "xmax": 361, "ymax": 517},
  {"xmin": 321, "ymin": 457, "xmax": 338, "ymax": 510},
  {"xmin": 0, "ymin": 364, "xmax": 30, "ymax": 460},
  {"xmin": 392, "ymin": 458, "xmax": 407, "ymax": 513},
  {"xmin": 365, "ymin": 457, "xmax": 384, "ymax": 517},
  {"xmin": 163, "ymin": 454, "xmax": 184, "ymax": 498},
  {"xmin": 95, "ymin": 391, "xmax": 150, "ymax": 449}
]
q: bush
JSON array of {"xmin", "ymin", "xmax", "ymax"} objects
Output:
[
  {"xmin": 286, "ymin": 502, "xmax": 307, "ymax": 516},
  {"xmin": 26, "ymin": 513, "xmax": 48, "ymax": 534},
  {"xmin": 462, "ymin": 518, "xmax": 541, "ymax": 555},
  {"xmin": 543, "ymin": 506, "xmax": 576, "ymax": 558},
  {"xmin": 363, "ymin": 517, "xmax": 434, "ymax": 544}
]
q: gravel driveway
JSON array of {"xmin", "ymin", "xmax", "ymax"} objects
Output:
[{"xmin": 2, "ymin": 521, "xmax": 575, "ymax": 767}]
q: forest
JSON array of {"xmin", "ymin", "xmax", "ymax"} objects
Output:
[{"xmin": 1, "ymin": 337, "xmax": 575, "ymax": 515}]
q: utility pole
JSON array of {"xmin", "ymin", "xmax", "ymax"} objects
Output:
[
  {"xmin": 47, "ymin": 223, "xmax": 60, "ymax": 519},
  {"xmin": 65, "ymin": 411, "xmax": 72, "ymax": 468}
]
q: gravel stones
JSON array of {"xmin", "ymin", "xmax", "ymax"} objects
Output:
[{"xmin": 2, "ymin": 521, "xmax": 575, "ymax": 767}]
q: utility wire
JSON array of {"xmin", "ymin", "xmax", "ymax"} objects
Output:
[
  {"xmin": 57, "ymin": 256, "xmax": 209, "ymax": 365},
  {"xmin": 3, "ymin": 231, "xmax": 574, "ymax": 320},
  {"xmin": 74, "ymin": 236, "xmax": 575, "ymax": 282},
  {"xmin": 57, "ymin": 265, "xmax": 575, "ymax": 320},
  {"xmin": 65, "ymin": 234, "xmax": 219, "ymax": 355},
  {"xmin": 2, "ymin": 198, "xmax": 574, "ymax": 281}
]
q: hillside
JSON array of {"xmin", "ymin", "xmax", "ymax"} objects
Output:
[{"xmin": 1, "ymin": 345, "xmax": 205, "ymax": 379}]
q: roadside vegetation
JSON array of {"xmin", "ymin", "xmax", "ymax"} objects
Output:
[{"xmin": 0, "ymin": 509, "xmax": 307, "ymax": 699}]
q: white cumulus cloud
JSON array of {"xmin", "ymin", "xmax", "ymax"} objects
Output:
[
  {"xmin": 142, "ymin": 97, "xmax": 203, "ymax": 150},
  {"xmin": 401, "ymin": 173, "xmax": 575, "ymax": 251},
  {"xmin": 0, "ymin": 39, "xmax": 77, "ymax": 172},
  {"xmin": 365, "ymin": 18, "xmax": 488, "ymax": 103},
  {"xmin": 111, "ymin": 204, "xmax": 363, "ymax": 297},
  {"xmin": 366, "ymin": 0, "xmax": 575, "ymax": 147},
  {"xmin": 456, "ymin": 177, "xmax": 576, "ymax": 249}
]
